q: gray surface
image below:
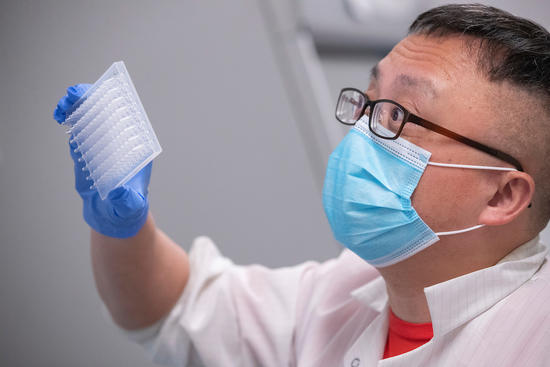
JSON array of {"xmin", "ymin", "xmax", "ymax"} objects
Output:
[
  {"xmin": 0, "ymin": 1, "xmax": 338, "ymax": 366},
  {"xmin": 302, "ymin": 0, "xmax": 550, "ymax": 52}
]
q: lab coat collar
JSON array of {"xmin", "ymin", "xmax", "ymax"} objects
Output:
[
  {"xmin": 350, "ymin": 276, "xmax": 388, "ymax": 313},
  {"xmin": 343, "ymin": 274, "xmax": 389, "ymax": 365},
  {"xmin": 425, "ymin": 235, "xmax": 547, "ymax": 337},
  {"xmin": 349, "ymin": 235, "xmax": 548, "ymax": 338}
]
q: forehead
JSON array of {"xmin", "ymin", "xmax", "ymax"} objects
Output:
[
  {"xmin": 373, "ymin": 34, "xmax": 504, "ymax": 131},
  {"xmin": 376, "ymin": 35, "xmax": 479, "ymax": 93}
]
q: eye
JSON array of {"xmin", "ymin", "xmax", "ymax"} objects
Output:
[{"xmin": 391, "ymin": 107, "xmax": 403, "ymax": 122}]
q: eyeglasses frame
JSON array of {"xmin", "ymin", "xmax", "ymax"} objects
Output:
[{"xmin": 336, "ymin": 88, "xmax": 524, "ymax": 172}]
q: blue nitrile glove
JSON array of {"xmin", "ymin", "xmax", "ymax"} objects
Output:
[{"xmin": 54, "ymin": 84, "xmax": 151, "ymax": 238}]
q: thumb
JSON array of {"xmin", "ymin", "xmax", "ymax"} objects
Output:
[{"xmin": 108, "ymin": 186, "xmax": 147, "ymax": 219}]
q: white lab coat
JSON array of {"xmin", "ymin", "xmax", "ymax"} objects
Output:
[{"xmin": 115, "ymin": 235, "xmax": 550, "ymax": 366}]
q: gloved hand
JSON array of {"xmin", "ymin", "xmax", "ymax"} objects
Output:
[{"xmin": 54, "ymin": 84, "xmax": 151, "ymax": 238}]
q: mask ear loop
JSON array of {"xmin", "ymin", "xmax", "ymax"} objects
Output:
[
  {"xmin": 427, "ymin": 162, "xmax": 517, "ymax": 171},
  {"xmin": 435, "ymin": 224, "xmax": 485, "ymax": 236}
]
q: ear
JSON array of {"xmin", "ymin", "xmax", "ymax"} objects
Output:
[{"xmin": 478, "ymin": 172, "xmax": 535, "ymax": 226}]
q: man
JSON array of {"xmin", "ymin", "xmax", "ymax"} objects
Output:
[{"xmin": 53, "ymin": 3, "xmax": 550, "ymax": 366}]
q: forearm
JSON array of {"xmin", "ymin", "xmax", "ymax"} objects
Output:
[{"xmin": 91, "ymin": 212, "xmax": 189, "ymax": 330}]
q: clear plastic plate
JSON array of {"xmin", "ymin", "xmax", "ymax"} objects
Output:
[{"xmin": 62, "ymin": 61, "xmax": 162, "ymax": 199}]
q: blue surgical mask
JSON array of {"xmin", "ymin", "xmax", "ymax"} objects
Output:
[{"xmin": 322, "ymin": 116, "xmax": 515, "ymax": 267}]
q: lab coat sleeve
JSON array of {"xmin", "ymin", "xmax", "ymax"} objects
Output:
[{"xmin": 115, "ymin": 236, "xmax": 321, "ymax": 367}]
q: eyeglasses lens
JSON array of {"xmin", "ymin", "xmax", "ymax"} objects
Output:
[
  {"xmin": 336, "ymin": 90, "xmax": 365, "ymax": 124},
  {"xmin": 370, "ymin": 102, "xmax": 405, "ymax": 138}
]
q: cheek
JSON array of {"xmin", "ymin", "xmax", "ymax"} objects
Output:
[{"xmin": 411, "ymin": 168, "xmax": 481, "ymax": 229}]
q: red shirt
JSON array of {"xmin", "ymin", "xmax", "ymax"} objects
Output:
[{"xmin": 383, "ymin": 309, "xmax": 433, "ymax": 359}]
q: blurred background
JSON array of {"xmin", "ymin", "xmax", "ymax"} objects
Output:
[{"xmin": 1, "ymin": 0, "xmax": 550, "ymax": 365}]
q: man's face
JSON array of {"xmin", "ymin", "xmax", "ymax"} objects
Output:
[{"xmin": 366, "ymin": 34, "xmax": 510, "ymax": 233}]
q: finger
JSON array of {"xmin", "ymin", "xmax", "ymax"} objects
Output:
[
  {"xmin": 109, "ymin": 187, "xmax": 147, "ymax": 219},
  {"xmin": 59, "ymin": 94, "xmax": 74, "ymax": 112},
  {"xmin": 67, "ymin": 84, "xmax": 92, "ymax": 103},
  {"xmin": 53, "ymin": 95, "xmax": 72, "ymax": 123},
  {"xmin": 126, "ymin": 161, "xmax": 152, "ymax": 194},
  {"xmin": 53, "ymin": 84, "xmax": 92, "ymax": 124},
  {"xmin": 53, "ymin": 105, "xmax": 66, "ymax": 124}
]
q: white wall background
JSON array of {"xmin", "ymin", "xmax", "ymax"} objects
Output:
[{"xmin": 0, "ymin": 1, "xmax": 338, "ymax": 366}]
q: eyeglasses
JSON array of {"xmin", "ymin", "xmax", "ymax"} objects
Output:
[{"xmin": 335, "ymin": 88, "xmax": 524, "ymax": 171}]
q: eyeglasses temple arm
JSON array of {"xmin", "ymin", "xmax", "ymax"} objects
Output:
[{"xmin": 408, "ymin": 116, "xmax": 524, "ymax": 172}]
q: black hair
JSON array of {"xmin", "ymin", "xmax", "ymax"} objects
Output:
[{"xmin": 409, "ymin": 3, "xmax": 550, "ymax": 98}]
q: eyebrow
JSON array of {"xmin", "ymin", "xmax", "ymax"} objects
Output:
[{"xmin": 370, "ymin": 63, "xmax": 438, "ymax": 98}]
